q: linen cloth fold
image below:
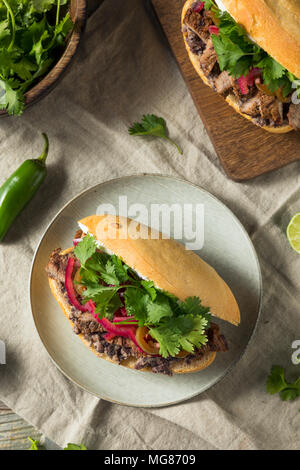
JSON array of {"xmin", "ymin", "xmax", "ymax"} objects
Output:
[{"xmin": 0, "ymin": 0, "xmax": 299, "ymax": 450}]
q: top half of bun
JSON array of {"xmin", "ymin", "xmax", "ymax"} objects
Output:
[
  {"xmin": 78, "ymin": 215, "xmax": 241, "ymax": 326},
  {"xmin": 221, "ymin": 0, "xmax": 300, "ymax": 79}
]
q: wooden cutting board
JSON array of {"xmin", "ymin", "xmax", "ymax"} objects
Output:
[{"xmin": 151, "ymin": 0, "xmax": 300, "ymax": 181}]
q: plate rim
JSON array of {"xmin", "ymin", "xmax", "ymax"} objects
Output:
[{"xmin": 29, "ymin": 173, "xmax": 263, "ymax": 408}]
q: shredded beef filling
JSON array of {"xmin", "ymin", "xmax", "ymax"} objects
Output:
[
  {"xmin": 46, "ymin": 249, "xmax": 228, "ymax": 376},
  {"xmin": 183, "ymin": 6, "xmax": 300, "ymax": 129},
  {"xmin": 288, "ymin": 104, "xmax": 300, "ymax": 130},
  {"xmin": 46, "ymin": 248, "xmax": 69, "ymax": 283}
]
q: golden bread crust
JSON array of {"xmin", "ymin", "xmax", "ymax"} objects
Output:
[{"xmin": 79, "ymin": 215, "xmax": 241, "ymax": 326}]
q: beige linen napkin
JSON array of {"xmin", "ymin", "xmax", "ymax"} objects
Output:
[{"xmin": 0, "ymin": 0, "xmax": 299, "ymax": 450}]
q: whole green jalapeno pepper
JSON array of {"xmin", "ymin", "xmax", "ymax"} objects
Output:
[{"xmin": 0, "ymin": 133, "xmax": 49, "ymax": 242}]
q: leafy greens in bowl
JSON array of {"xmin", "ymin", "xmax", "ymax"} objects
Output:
[{"xmin": 0, "ymin": 0, "xmax": 86, "ymax": 116}]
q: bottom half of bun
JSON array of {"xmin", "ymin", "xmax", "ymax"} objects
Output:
[{"xmin": 48, "ymin": 278, "xmax": 217, "ymax": 375}]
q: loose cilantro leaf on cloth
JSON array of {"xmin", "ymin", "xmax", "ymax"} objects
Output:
[
  {"xmin": 209, "ymin": 6, "xmax": 298, "ymax": 95},
  {"xmin": 266, "ymin": 365, "xmax": 300, "ymax": 402},
  {"xmin": 28, "ymin": 437, "xmax": 42, "ymax": 450},
  {"xmin": 28, "ymin": 437, "xmax": 87, "ymax": 450},
  {"xmin": 0, "ymin": 0, "xmax": 73, "ymax": 115},
  {"xmin": 128, "ymin": 114, "xmax": 183, "ymax": 155},
  {"xmin": 73, "ymin": 234, "xmax": 212, "ymax": 356},
  {"xmin": 64, "ymin": 443, "xmax": 87, "ymax": 450}
]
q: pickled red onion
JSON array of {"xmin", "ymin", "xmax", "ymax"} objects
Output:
[
  {"xmin": 193, "ymin": 2, "xmax": 204, "ymax": 12},
  {"xmin": 208, "ymin": 25, "xmax": 219, "ymax": 35},
  {"xmin": 237, "ymin": 76, "xmax": 249, "ymax": 95},
  {"xmin": 238, "ymin": 69, "xmax": 261, "ymax": 94},
  {"xmin": 65, "ymin": 257, "xmax": 89, "ymax": 312}
]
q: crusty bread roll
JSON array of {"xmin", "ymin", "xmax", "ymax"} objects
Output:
[
  {"xmin": 79, "ymin": 214, "xmax": 240, "ymax": 326},
  {"xmin": 48, "ymin": 276, "xmax": 217, "ymax": 374},
  {"xmin": 182, "ymin": 0, "xmax": 293, "ymax": 134},
  {"xmin": 221, "ymin": 0, "xmax": 300, "ymax": 80}
]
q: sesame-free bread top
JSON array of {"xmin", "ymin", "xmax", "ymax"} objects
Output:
[
  {"xmin": 222, "ymin": 0, "xmax": 300, "ymax": 79},
  {"xmin": 79, "ymin": 214, "xmax": 241, "ymax": 326}
]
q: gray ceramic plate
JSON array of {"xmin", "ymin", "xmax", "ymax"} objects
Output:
[{"xmin": 30, "ymin": 175, "xmax": 262, "ymax": 407}]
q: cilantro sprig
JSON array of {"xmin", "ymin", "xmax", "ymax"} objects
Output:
[
  {"xmin": 129, "ymin": 114, "xmax": 183, "ymax": 155},
  {"xmin": 28, "ymin": 437, "xmax": 42, "ymax": 450},
  {"xmin": 28, "ymin": 437, "xmax": 87, "ymax": 450},
  {"xmin": 208, "ymin": 6, "xmax": 299, "ymax": 97},
  {"xmin": 64, "ymin": 443, "xmax": 87, "ymax": 450},
  {"xmin": 266, "ymin": 365, "xmax": 300, "ymax": 402},
  {"xmin": 0, "ymin": 0, "xmax": 73, "ymax": 115},
  {"xmin": 73, "ymin": 234, "xmax": 212, "ymax": 358}
]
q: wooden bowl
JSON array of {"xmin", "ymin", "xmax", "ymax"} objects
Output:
[{"xmin": 0, "ymin": 0, "xmax": 87, "ymax": 116}]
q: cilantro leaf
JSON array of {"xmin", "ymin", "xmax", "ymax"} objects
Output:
[
  {"xmin": 179, "ymin": 296, "xmax": 210, "ymax": 318},
  {"xmin": 204, "ymin": 0, "xmax": 214, "ymax": 9},
  {"xmin": 266, "ymin": 365, "xmax": 287, "ymax": 394},
  {"xmin": 100, "ymin": 293, "xmax": 122, "ymax": 318},
  {"xmin": 149, "ymin": 315, "xmax": 208, "ymax": 358},
  {"xmin": 179, "ymin": 315, "xmax": 208, "ymax": 352},
  {"xmin": 28, "ymin": 437, "xmax": 87, "ymax": 450},
  {"xmin": 64, "ymin": 443, "xmax": 87, "ymax": 451},
  {"xmin": 84, "ymin": 251, "xmax": 108, "ymax": 272},
  {"xmin": 125, "ymin": 287, "xmax": 149, "ymax": 323},
  {"xmin": 266, "ymin": 365, "xmax": 300, "ymax": 402},
  {"xmin": 54, "ymin": 12, "xmax": 73, "ymax": 37},
  {"xmin": 255, "ymin": 56, "xmax": 287, "ymax": 92},
  {"xmin": 81, "ymin": 283, "xmax": 116, "ymax": 300},
  {"xmin": 129, "ymin": 114, "xmax": 183, "ymax": 155},
  {"xmin": 79, "ymin": 266, "xmax": 99, "ymax": 285},
  {"xmin": 32, "ymin": 0, "xmax": 68, "ymax": 14},
  {"xmin": 82, "ymin": 285, "xmax": 121, "ymax": 319},
  {"xmin": 146, "ymin": 293, "xmax": 173, "ymax": 324},
  {"xmin": 256, "ymin": 57, "xmax": 286, "ymax": 81},
  {"xmin": 211, "ymin": 35, "xmax": 248, "ymax": 74},
  {"xmin": 111, "ymin": 255, "xmax": 130, "ymax": 283},
  {"xmin": 141, "ymin": 280, "xmax": 157, "ymax": 301},
  {"xmin": 100, "ymin": 260, "xmax": 121, "ymax": 286},
  {"xmin": 280, "ymin": 389, "xmax": 299, "ymax": 402},
  {"xmin": 149, "ymin": 323, "xmax": 181, "ymax": 358},
  {"xmin": 28, "ymin": 437, "xmax": 42, "ymax": 450},
  {"xmin": 0, "ymin": 20, "xmax": 10, "ymax": 41},
  {"xmin": 0, "ymin": 79, "xmax": 24, "ymax": 115},
  {"xmin": 74, "ymin": 234, "xmax": 97, "ymax": 266}
]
